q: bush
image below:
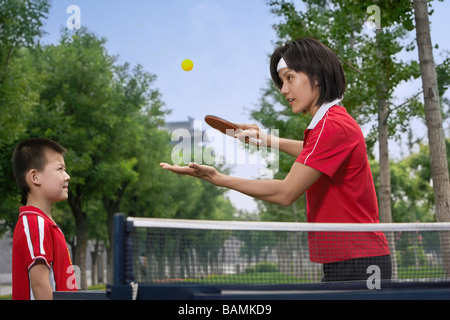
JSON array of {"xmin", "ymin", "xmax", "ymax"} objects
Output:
[
  {"xmin": 242, "ymin": 262, "xmax": 278, "ymax": 273},
  {"xmin": 399, "ymin": 246, "xmax": 427, "ymax": 267}
]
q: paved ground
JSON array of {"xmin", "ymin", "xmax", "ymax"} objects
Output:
[{"xmin": 0, "ymin": 284, "xmax": 11, "ymax": 297}]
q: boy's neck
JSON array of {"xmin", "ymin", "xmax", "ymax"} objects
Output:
[{"xmin": 26, "ymin": 194, "xmax": 53, "ymax": 221}]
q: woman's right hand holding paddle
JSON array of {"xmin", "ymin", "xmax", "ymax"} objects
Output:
[
  {"xmin": 235, "ymin": 123, "xmax": 304, "ymax": 158},
  {"xmin": 234, "ymin": 123, "xmax": 271, "ymax": 148}
]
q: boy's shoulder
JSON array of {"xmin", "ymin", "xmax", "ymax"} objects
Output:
[
  {"xmin": 13, "ymin": 206, "xmax": 63, "ymax": 258},
  {"xmin": 17, "ymin": 206, "xmax": 55, "ymax": 227}
]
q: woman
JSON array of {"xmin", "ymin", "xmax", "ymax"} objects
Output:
[{"xmin": 160, "ymin": 38, "xmax": 391, "ymax": 282}]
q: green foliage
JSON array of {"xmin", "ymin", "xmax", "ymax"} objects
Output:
[
  {"xmin": 268, "ymin": 0, "xmax": 423, "ymax": 136},
  {"xmin": 0, "ymin": 0, "xmax": 50, "ymax": 233},
  {"xmin": 370, "ymin": 139, "xmax": 450, "ymax": 222},
  {"xmin": 253, "ymin": 0, "xmax": 449, "ymax": 222},
  {"xmin": 245, "ymin": 261, "xmax": 279, "ymax": 273},
  {"xmin": 399, "ymin": 245, "xmax": 427, "ymax": 267},
  {"xmin": 0, "ymin": 11, "xmax": 236, "ymax": 257},
  {"xmin": 0, "ymin": 0, "xmax": 49, "ymax": 71},
  {"xmin": 184, "ymin": 272, "xmax": 304, "ymax": 284},
  {"xmin": 0, "ymin": 0, "xmax": 49, "ymax": 143}
]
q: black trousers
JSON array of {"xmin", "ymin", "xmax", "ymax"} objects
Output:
[{"xmin": 322, "ymin": 255, "xmax": 392, "ymax": 282}]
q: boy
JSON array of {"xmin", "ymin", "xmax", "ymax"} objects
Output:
[
  {"xmin": 12, "ymin": 137, "xmax": 77, "ymax": 300},
  {"xmin": 161, "ymin": 38, "xmax": 391, "ymax": 281}
]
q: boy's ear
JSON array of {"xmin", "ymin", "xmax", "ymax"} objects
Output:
[{"xmin": 27, "ymin": 169, "xmax": 42, "ymax": 187}]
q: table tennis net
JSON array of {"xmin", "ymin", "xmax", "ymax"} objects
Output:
[{"xmin": 123, "ymin": 218, "xmax": 450, "ymax": 285}]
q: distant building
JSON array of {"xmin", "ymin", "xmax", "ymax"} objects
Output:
[{"xmin": 164, "ymin": 117, "xmax": 209, "ymax": 146}]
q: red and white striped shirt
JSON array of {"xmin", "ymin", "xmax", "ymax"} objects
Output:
[{"xmin": 12, "ymin": 206, "xmax": 77, "ymax": 300}]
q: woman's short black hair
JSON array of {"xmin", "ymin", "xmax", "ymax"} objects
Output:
[{"xmin": 270, "ymin": 38, "xmax": 346, "ymax": 107}]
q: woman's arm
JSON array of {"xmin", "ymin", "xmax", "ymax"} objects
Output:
[
  {"xmin": 271, "ymin": 136, "xmax": 304, "ymax": 158},
  {"xmin": 234, "ymin": 124, "xmax": 304, "ymax": 158},
  {"xmin": 160, "ymin": 161, "xmax": 321, "ymax": 207}
]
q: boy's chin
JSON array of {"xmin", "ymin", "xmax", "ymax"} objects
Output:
[{"xmin": 54, "ymin": 194, "xmax": 69, "ymax": 202}]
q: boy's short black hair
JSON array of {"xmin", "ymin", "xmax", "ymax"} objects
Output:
[
  {"xmin": 12, "ymin": 138, "xmax": 67, "ymax": 197},
  {"xmin": 270, "ymin": 38, "xmax": 346, "ymax": 107}
]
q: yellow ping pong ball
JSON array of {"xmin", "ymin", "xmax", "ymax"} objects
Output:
[{"xmin": 181, "ymin": 59, "xmax": 194, "ymax": 71}]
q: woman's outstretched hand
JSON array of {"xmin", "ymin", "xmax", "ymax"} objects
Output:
[{"xmin": 160, "ymin": 162, "xmax": 222, "ymax": 186}]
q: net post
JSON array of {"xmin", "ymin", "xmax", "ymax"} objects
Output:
[{"xmin": 113, "ymin": 213, "xmax": 125, "ymax": 286}]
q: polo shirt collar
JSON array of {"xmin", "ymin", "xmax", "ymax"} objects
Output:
[
  {"xmin": 19, "ymin": 206, "xmax": 56, "ymax": 226},
  {"xmin": 307, "ymin": 97, "xmax": 343, "ymax": 129}
]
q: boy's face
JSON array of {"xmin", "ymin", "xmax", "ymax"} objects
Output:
[
  {"xmin": 278, "ymin": 68, "xmax": 320, "ymax": 114},
  {"xmin": 37, "ymin": 150, "xmax": 70, "ymax": 203}
]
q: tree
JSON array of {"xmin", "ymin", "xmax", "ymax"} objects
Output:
[
  {"xmin": 25, "ymin": 29, "xmax": 117, "ymax": 288},
  {"xmin": 0, "ymin": 0, "xmax": 50, "ymax": 235},
  {"xmin": 0, "ymin": 0, "xmax": 49, "ymax": 84},
  {"xmin": 24, "ymin": 28, "xmax": 168, "ymax": 288},
  {"xmin": 261, "ymin": 0, "xmax": 420, "ymax": 226},
  {"xmin": 100, "ymin": 62, "xmax": 169, "ymax": 283},
  {"xmin": 399, "ymin": 139, "xmax": 449, "ymax": 222},
  {"xmin": 413, "ymin": 0, "xmax": 450, "ymax": 223},
  {"xmin": 413, "ymin": 0, "xmax": 450, "ymax": 278},
  {"xmin": 0, "ymin": 0, "xmax": 49, "ymax": 144},
  {"xmin": 0, "ymin": 3, "xmax": 239, "ymax": 288}
]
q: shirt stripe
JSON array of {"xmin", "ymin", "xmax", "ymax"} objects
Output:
[
  {"xmin": 22, "ymin": 216, "xmax": 35, "ymax": 260},
  {"xmin": 49, "ymin": 266, "xmax": 56, "ymax": 291},
  {"xmin": 304, "ymin": 111, "xmax": 328, "ymax": 165},
  {"xmin": 38, "ymin": 216, "xmax": 46, "ymax": 256}
]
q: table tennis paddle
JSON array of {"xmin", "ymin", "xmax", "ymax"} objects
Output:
[{"xmin": 204, "ymin": 115, "xmax": 261, "ymax": 145}]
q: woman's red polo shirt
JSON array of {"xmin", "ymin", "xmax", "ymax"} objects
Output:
[{"xmin": 296, "ymin": 105, "xmax": 390, "ymax": 263}]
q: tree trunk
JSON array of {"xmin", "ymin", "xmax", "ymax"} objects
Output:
[
  {"xmin": 106, "ymin": 213, "xmax": 114, "ymax": 285},
  {"xmin": 377, "ymin": 95, "xmax": 392, "ymax": 224},
  {"xmin": 68, "ymin": 190, "xmax": 88, "ymax": 290},
  {"xmin": 103, "ymin": 182, "xmax": 128, "ymax": 284},
  {"xmin": 413, "ymin": 0, "xmax": 450, "ymax": 223},
  {"xmin": 375, "ymin": 29, "xmax": 393, "ymax": 224},
  {"xmin": 105, "ymin": 202, "xmax": 117, "ymax": 285},
  {"xmin": 413, "ymin": 0, "xmax": 450, "ymax": 278},
  {"xmin": 375, "ymin": 28, "xmax": 398, "ymax": 279}
]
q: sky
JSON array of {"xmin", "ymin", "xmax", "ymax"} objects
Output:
[{"xmin": 40, "ymin": 0, "xmax": 450, "ymax": 213}]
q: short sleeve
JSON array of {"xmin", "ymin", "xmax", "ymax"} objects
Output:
[
  {"xmin": 296, "ymin": 118, "xmax": 352, "ymax": 178},
  {"xmin": 19, "ymin": 214, "xmax": 53, "ymax": 270}
]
